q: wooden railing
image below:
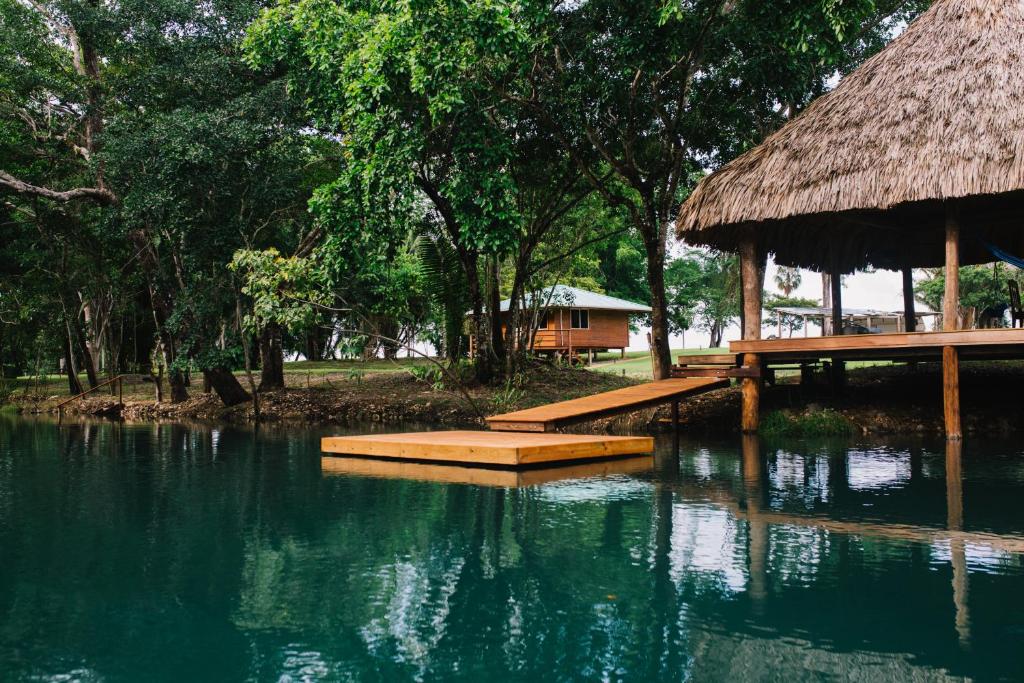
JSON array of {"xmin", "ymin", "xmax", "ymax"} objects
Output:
[{"xmin": 56, "ymin": 374, "xmax": 126, "ymax": 418}]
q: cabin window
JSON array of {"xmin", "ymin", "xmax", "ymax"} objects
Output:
[
  {"xmin": 570, "ymin": 309, "xmax": 589, "ymax": 329},
  {"xmin": 537, "ymin": 311, "xmax": 549, "ymax": 329}
]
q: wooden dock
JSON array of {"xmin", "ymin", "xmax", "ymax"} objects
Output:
[
  {"xmin": 321, "ymin": 454, "xmax": 654, "ymax": 487},
  {"xmin": 321, "ymin": 430, "xmax": 654, "ymax": 467},
  {"xmin": 486, "ymin": 377, "xmax": 728, "ymax": 432},
  {"xmin": 731, "ymin": 328, "xmax": 1024, "ymax": 361}
]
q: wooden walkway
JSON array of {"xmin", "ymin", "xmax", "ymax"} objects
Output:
[
  {"xmin": 322, "ymin": 431, "xmax": 654, "ymax": 467},
  {"xmin": 486, "ymin": 377, "xmax": 729, "ymax": 432}
]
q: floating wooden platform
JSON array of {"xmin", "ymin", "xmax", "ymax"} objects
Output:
[
  {"xmin": 321, "ymin": 454, "xmax": 654, "ymax": 487},
  {"xmin": 486, "ymin": 377, "xmax": 729, "ymax": 432},
  {"xmin": 321, "ymin": 430, "xmax": 654, "ymax": 467}
]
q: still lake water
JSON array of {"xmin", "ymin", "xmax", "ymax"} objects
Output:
[{"xmin": 1, "ymin": 417, "xmax": 1023, "ymax": 682}]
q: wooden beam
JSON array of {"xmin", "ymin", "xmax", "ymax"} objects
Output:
[
  {"xmin": 739, "ymin": 237, "xmax": 763, "ymax": 433},
  {"xmin": 902, "ymin": 266, "xmax": 917, "ymax": 333},
  {"xmin": 944, "ymin": 205, "xmax": 960, "ymax": 332}
]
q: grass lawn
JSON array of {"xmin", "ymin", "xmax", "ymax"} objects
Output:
[
  {"xmin": 589, "ymin": 348, "xmax": 728, "ymax": 379},
  {"xmin": 588, "ymin": 348, "xmax": 896, "ymax": 380}
]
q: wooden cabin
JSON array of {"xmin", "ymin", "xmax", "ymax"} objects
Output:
[{"xmin": 472, "ymin": 285, "xmax": 651, "ymax": 360}]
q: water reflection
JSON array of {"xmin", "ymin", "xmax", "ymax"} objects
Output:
[{"xmin": 2, "ymin": 416, "xmax": 1024, "ymax": 680}]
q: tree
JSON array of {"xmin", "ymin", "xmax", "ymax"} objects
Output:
[
  {"xmin": 764, "ymin": 295, "xmax": 819, "ymax": 337},
  {"xmin": 916, "ymin": 263, "xmax": 1015, "ymax": 325},
  {"xmin": 665, "ymin": 250, "xmax": 740, "ymax": 349},
  {"xmin": 1, "ymin": 0, "xmax": 322, "ymax": 405},
  {"xmin": 775, "ymin": 267, "xmax": 803, "ymax": 296},
  {"xmin": 504, "ymin": 0, "xmax": 930, "ymax": 378}
]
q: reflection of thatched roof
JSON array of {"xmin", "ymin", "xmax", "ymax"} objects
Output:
[{"xmin": 676, "ymin": 0, "xmax": 1024, "ymax": 271}]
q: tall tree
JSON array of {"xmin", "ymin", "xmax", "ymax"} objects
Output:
[{"xmin": 506, "ymin": 0, "xmax": 930, "ymax": 377}]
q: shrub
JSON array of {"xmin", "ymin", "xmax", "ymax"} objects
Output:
[{"xmin": 760, "ymin": 409, "xmax": 853, "ymax": 438}]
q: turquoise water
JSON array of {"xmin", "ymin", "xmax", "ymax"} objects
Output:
[{"xmin": 1, "ymin": 417, "xmax": 1023, "ymax": 681}]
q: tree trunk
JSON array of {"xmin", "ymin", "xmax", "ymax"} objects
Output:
[
  {"xmin": 63, "ymin": 336, "xmax": 84, "ymax": 395},
  {"xmin": 258, "ymin": 323, "xmax": 286, "ymax": 391},
  {"xmin": 487, "ymin": 256, "xmax": 505, "ymax": 371},
  {"xmin": 644, "ymin": 234, "xmax": 672, "ymax": 380},
  {"xmin": 76, "ymin": 319, "xmax": 99, "ymax": 389},
  {"xmin": 203, "ymin": 367, "xmax": 252, "ymax": 407},
  {"xmin": 466, "ymin": 256, "xmax": 493, "ymax": 384}
]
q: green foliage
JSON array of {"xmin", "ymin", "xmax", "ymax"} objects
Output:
[
  {"xmin": 915, "ymin": 265, "xmax": 1017, "ymax": 317},
  {"xmin": 760, "ymin": 409, "xmax": 853, "ymax": 438},
  {"xmin": 244, "ymin": 0, "xmax": 527, "ymax": 256},
  {"xmin": 665, "ymin": 250, "xmax": 740, "ymax": 344},
  {"xmin": 764, "ymin": 295, "xmax": 821, "ymax": 337},
  {"xmin": 490, "ymin": 373, "xmax": 527, "ymax": 413}
]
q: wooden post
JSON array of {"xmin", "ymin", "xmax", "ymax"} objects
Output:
[
  {"xmin": 830, "ymin": 258, "xmax": 846, "ymax": 391},
  {"xmin": 671, "ymin": 400, "xmax": 679, "ymax": 431},
  {"xmin": 830, "ymin": 263, "xmax": 843, "ymax": 336},
  {"xmin": 944, "ymin": 207, "xmax": 960, "ymax": 333},
  {"xmin": 739, "ymin": 237, "xmax": 763, "ymax": 433},
  {"xmin": 943, "ymin": 205, "xmax": 962, "ymax": 440},
  {"xmin": 902, "ymin": 266, "xmax": 917, "ymax": 333}
]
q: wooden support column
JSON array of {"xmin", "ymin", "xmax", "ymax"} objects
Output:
[
  {"xmin": 829, "ymin": 258, "xmax": 846, "ymax": 391},
  {"xmin": 943, "ymin": 205, "xmax": 962, "ymax": 440},
  {"xmin": 739, "ymin": 237, "xmax": 764, "ymax": 433},
  {"xmin": 902, "ymin": 266, "xmax": 917, "ymax": 333},
  {"xmin": 830, "ymin": 263, "xmax": 843, "ymax": 336}
]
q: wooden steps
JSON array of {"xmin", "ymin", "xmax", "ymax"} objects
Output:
[
  {"xmin": 321, "ymin": 430, "xmax": 654, "ymax": 467},
  {"xmin": 321, "ymin": 454, "xmax": 654, "ymax": 487},
  {"xmin": 486, "ymin": 377, "xmax": 728, "ymax": 432}
]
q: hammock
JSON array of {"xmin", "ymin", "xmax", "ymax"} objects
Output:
[{"xmin": 981, "ymin": 241, "xmax": 1024, "ymax": 270}]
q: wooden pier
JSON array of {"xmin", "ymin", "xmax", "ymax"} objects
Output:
[
  {"xmin": 321, "ymin": 430, "xmax": 654, "ymax": 467},
  {"xmin": 486, "ymin": 377, "xmax": 728, "ymax": 432}
]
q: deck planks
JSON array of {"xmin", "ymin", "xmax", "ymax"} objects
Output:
[
  {"xmin": 321, "ymin": 430, "xmax": 655, "ymax": 466},
  {"xmin": 486, "ymin": 377, "xmax": 729, "ymax": 432},
  {"xmin": 731, "ymin": 328, "xmax": 1024, "ymax": 357}
]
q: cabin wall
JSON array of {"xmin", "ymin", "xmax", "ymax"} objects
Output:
[{"xmin": 530, "ymin": 308, "xmax": 630, "ymax": 350}]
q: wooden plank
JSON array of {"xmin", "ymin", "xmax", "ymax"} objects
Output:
[
  {"xmin": 321, "ymin": 430, "xmax": 654, "ymax": 466},
  {"xmin": 731, "ymin": 328, "xmax": 1024, "ymax": 354},
  {"xmin": 676, "ymin": 353, "xmax": 737, "ymax": 366},
  {"xmin": 321, "ymin": 454, "xmax": 654, "ymax": 487},
  {"xmin": 672, "ymin": 366, "xmax": 759, "ymax": 378},
  {"xmin": 485, "ymin": 377, "xmax": 729, "ymax": 431}
]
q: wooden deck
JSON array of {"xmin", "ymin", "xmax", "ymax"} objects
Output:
[
  {"xmin": 321, "ymin": 430, "xmax": 654, "ymax": 467},
  {"xmin": 486, "ymin": 377, "xmax": 729, "ymax": 432},
  {"xmin": 321, "ymin": 454, "xmax": 654, "ymax": 487},
  {"xmin": 731, "ymin": 328, "xmax": 1024, "ymax": 362}
]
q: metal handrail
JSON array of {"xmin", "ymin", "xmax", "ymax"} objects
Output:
[{"xmin": 56, "ymin": 374, "xmax": 126, "ymax": 414}]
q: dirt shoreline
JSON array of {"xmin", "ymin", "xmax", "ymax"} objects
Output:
[{"xmin": 9, "ymin": 362, "xmax": 1024, "ymax": 436}]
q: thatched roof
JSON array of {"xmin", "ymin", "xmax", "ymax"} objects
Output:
[{"xmin": 676, "ymin": 0, "xmax": 1024, "ymax": 271}]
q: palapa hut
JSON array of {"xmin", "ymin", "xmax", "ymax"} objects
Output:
[{"xmin": 674, "ymin": 0, "xmax": 1024, "ymax": 438}]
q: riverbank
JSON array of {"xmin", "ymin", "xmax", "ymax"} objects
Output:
[
  {"xmin": 10, "ymin": 364, "xmax": 646, "ymax": 430},
  {"xmin": 7, "ymin": 360, "xmax": 1024, "ymax": 436}
]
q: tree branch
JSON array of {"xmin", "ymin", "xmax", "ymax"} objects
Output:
[{"xmin": 0, "ymin": 170, "xmax": 117, "ymax": 205}]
